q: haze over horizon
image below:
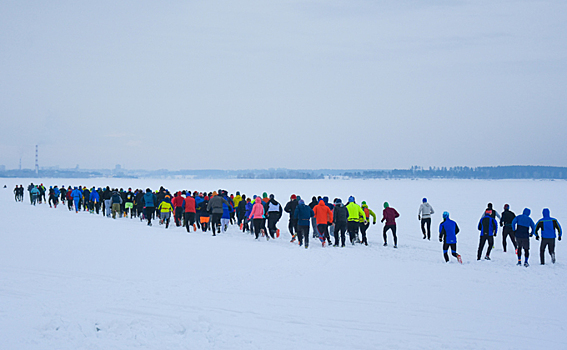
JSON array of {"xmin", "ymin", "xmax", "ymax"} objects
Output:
[{"xmin": 1, "ymin": 1, "xmax": 566, "ymax": 171}]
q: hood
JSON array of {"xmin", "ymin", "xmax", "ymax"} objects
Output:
[
  {"xmin": 348, "ymin": 196, "xmax": 355, "ymax": 203},
  {"xmin": 262, "ymin": 192, "xmax": 268, "ymax": 198},
  {"xmin": 255, "ymin": 197, "xmax": 262, "ymax": 204},
  {"xmin": 384, "ymin": 202, "xmax": 389, "ymax": 209},
  {"xmin": 323, "ymin": 196, "xmax": 329, "ymax": 204},
  {"xmin": 542, "ymin": 208, "xmax": 550, "ymax": 218},
  {"xmin": 523, "ymin": 208, "xmax": 531, "ymax": 216},
  {"xmin": 298, "ymin": 199, "xmax": 305, "ymax": 205}
]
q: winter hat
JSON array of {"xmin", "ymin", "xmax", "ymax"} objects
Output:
[
  {"xmin": 236, "ymin": 191, "xmax": 240, "ymax": 195},
  {"xmin": 348, "ymin": 196, "xmax": 355, "ymax": 203},
  {"xmin": 361, "ymin": 201, "xmax": 366, "ymax": 205},
  {"xmin": 423, "ymin": 198, "xmax": 427, "ymax": 203},
  {"xmin": 290, "ymin": 194, "xmax": 297, "ymax": 200},
  {"xmin": 269, "ymin": 194, "xmax": 274, "ymax": 199},
  {"xmin": 296, "ymin": 195, "xmax": 301, "ymax": 201},
  {"xmin": 487, "ymin": 203, "xmax": 493, "ymax": 209},
  {"xmin": 384, "ymin": 202, "xmax": 389, "ymax": 208},
  {"xmin": 443, "ymin": 211, "xmax": 449, "ymax": 219},
  {"xmin": 334, "ymin": 198, "xmax": 342, "ymax": 204},
  {"xmin": 504, "ymin": 204, "xmax": 510, "ymax": 210},
  {"xmin": 298, "ymin": 199, "xmax": 305, "ymax": 205},
  {"xmin": 263, "ymin": 192, "xmax": 268, "ymax": 198}
]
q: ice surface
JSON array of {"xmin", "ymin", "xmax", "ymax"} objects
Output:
[{"xmin": 1, "ymin": 178, "xmax": 566, "ymax": 349}]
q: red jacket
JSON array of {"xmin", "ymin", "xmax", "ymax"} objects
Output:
[
  {"xmin": 313, "ymin": 200, "xmax": 333, "ymax": 225},
  {"xmin": 172, "ymin": 195, "xmax": 185, "ymax": 209},
  {"xmin": 184, "ymin": 196, "xmax": 196, "ymax": 213},
  {"xmin": 382, "ymin": 207, "xmax": 399, "ymax": 225}
]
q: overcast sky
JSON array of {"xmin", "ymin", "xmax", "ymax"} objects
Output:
[{"xmin": 1, "ymin": 0, "xmax": 566, "ymax": 170}]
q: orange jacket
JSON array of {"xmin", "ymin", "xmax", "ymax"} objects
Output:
[{"xmin": 313, "ymin": 200, "xmax": 333, "ymax": 225}]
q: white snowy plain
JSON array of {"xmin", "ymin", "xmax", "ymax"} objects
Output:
[{"xmin": 0, "ymin": 178, "xmax": 566, "ymax": 350}]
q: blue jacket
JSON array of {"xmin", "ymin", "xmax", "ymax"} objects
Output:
[
  {"xmin": 71, "ymin": 189, "xmax": 82, "ymax": 201},
  {"xmin": 439, "ymin": 218, "xmax": 459, "ymax": 244},
  {"xmin": 54, "ymin": 188, "xmax": 60, "ymax": 197},
  {"xmin": 535, "ymin": 208, "xmax": 562, "ymax": 239},
  {"xmin": 143, "ymin": 192, "xmax": 157, "ymax": 207},
  {"xmin": 245, "ymin": 202, "xmax": 253, "ymax": 217},
  {"xmin": 294, "ymin": 203, "xmax": 314, "ymax": 226},
  {"xmin": 478, "ymin": 214, "xmax": 498, "ymax": 236},
  {"xmin": 512, "ymin": 208, "xmax": 535, "ymax": 239},
  {"xmin": 90, "ymin": 191, "xmax": 100, "ymax": 202},
  {"xmin": 222, "ymin": 202, "xmax": 232, "ymax": 219}
]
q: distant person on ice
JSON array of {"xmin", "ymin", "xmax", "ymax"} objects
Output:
[
  {"xmin": 439, "ymin": 211, "xmax": 462, "ymax": 263},
  {"xmin": 477, "ymin": 209, "xmax": 498, "ymax": 260},
  {"xmin": 418, "ymin": 198, "xmax": 434, "ymax": 240},
  {"xmin": 535, "ymin": 208, "xmax": 562, "ymax": 265},
  {"xmin": 511, "ymin": 208, "xmax": 535, "ymax": 267},
  {"xmin": 381, "ymin": 202, "xmax": 399, "ymax": 248}
]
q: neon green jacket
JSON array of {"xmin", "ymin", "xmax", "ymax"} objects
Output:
[
  {"xmin": 346, "ymin": 202, "xmax": 366, "ymax": 222},
  {"xmin": 361, "ymin": 204, "xmax": 377, "ymax": 224}
]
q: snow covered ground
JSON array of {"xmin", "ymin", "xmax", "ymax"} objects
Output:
[{"xmin": 0, "ymin": 178, "xmax": 566, "ymax": 350}]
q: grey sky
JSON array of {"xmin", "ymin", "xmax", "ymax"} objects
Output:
[{"xmin": 1, "ymin": 0, "xmax": 566, "ymax": 170}]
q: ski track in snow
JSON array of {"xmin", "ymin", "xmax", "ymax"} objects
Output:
[{"xmin": 0, "ymin": 178, "xmax": 566, "ymax": 350}]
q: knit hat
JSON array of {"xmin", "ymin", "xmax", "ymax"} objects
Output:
[
  {"xmin": 290, "ymin": 194, "xmax": 297, "ymax": 200},
  {"xmin": 384, "ymin": 202, "xmax": 389, "ymax": 208},
  {"xmin": 361, "ymin": 201, "xmax": 366, "ymax": 205}
]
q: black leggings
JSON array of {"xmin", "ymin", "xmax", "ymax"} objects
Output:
[
  {"xmin": 477, "ymin": 235, "xmax": 494, "ymax": 259},
  {"xmin": 297, "ymin": 225, "xmax": 310, "ymax": 247},
  {"xmin": 502, "ymin": 226, "xmax": 517, "ymax": 252},
  {"xmin": 421, "ymin": 218, "xmax": 431, "ymax": 239},
  {"xmin": 334, "ymin": 222, "xmax": 347, "ymax": 246},
  {"xmin": 347, "ymin": 221, "xmax": 359, "ymax": 243},
  {"xmin": 540, "ymin": 238, "xmax": 556, "ymax": 264},
  {"xmin": 253, "ymin": 218, "xmax": 266, "ymax": 239},
  {"xmin": 516, "ymin": 237, "xmax": 530, "ymax": 260},
  {"xmin": 443, "ymin": 243, "xmax": 459, "ymax": 262},
  {"xmin": 360, "ymin": 222, "xmax": 369, "ymax": 244},
  {"xmin": 383, "ymin": 225, "xmax": 397, "ymax": 245}
]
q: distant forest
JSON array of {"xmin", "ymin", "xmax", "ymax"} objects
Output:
[
  {"xmin": 341, "ymin": 166, "xmax": 567, "ymax": 180},
  {"xmin": 1, "ymin": 165, "xmax": 566, "ymax": 180}
]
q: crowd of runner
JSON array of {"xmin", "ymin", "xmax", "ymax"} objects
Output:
[{"xmin": 13, "ymin": 183, "xmax": 562, "ymax": 266}]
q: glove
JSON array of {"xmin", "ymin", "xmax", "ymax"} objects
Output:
[
  {"xmin": 559, "ymin": 236, "xmax": 562, "ymax": 241},
  {"xmin": 535, "ymin": 236, "xmax": 540, "ymax": 241},
  {"xmin": 418, "ymin": 215, "xmax": 421, "ymax": 221},
  {"xmin": 439, "ymin": 238, "xmax": 442, "ymax": 242},
  {"xmin": 373, "ymin": 222, "xmax": 376, "ymax": 225}
]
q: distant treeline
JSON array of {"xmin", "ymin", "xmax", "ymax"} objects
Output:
[
  {"xmin": 1, "ymin": 166, "xmax": 566, "ymax": 180},
  {"xmin": 344, "ymin": 166, "xmax": 567, "ymax": 180}
]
